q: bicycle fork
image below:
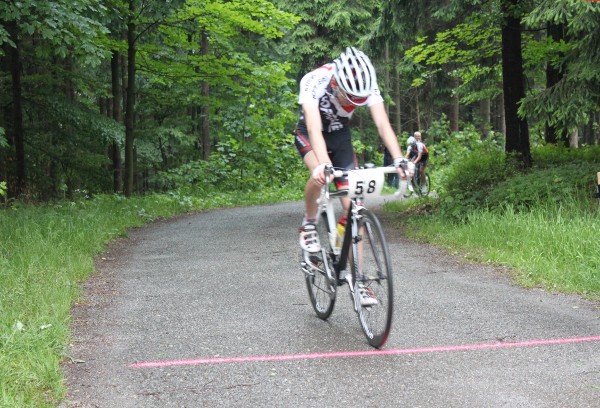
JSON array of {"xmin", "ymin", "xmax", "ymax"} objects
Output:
[{"xmin": 347, "ymin": 204, "xmax": 367, "ymax": 312}]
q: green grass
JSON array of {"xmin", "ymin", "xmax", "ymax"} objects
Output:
[
  {"xmin": 0, "ymin": 187, "xmax": 302, "ymax": 407},
  {"xmin": 389, "ymin": 193, "xmax": 600, "ymax": 300}
]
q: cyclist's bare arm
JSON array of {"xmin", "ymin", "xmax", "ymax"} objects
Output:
[
  {"xmin": 303, "ymin": 102, "xmax": 331, "ymax": 185},
  {"xmin": 369, "ymin": 102, "xmax": 412, "ymax": 179}
]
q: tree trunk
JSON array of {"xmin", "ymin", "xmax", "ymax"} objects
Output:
[
  {"xmin": 480, "ymin": 98, "xmax": 491, "ymax": 138},
  {"xmin": 124, "ymin": 0, "xmax": 137, "ymax": 197},
  {"xmin": 384, "ymin": 42, "xmax": 390, "ymax": 119},
  {"xmin": 450, "ymin": 77, "xmax": 459, "ymax": 132},
  {"xmin": 415, "ymin": 92, "xmax": 421, "ymax": 132},
  {"xmin": 395, "ymin": 71, "xmax": 402, "ymax": 135},
  {"xmin": 4, "ymin": 21, "xmax": 25, "ymax": 198},
  {"xmin": 545, "ymin": 23, "xmax": 565, "ymax": 145},
  {"xmin": 111, "ymin": 51, "xmax": 123, "ymax": 193},
  {"xmin": 496, "ymin": 93, "xmax": 506, "ymax": 136},
  {"xmin": 501, "ymin": 0, "xmax": 531, "ymax": 166},
  {"xmin": 200, "ymin": 31, "xmax": 211, "ymax": 161},
  {"xmin": 569, "ymin": 128, "xmax": 578, "ymax": 148}
]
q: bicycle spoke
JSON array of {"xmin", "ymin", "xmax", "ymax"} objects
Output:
[{"xmin": 351, "ymin": 208, "xmax": 393, "ymax": 348}]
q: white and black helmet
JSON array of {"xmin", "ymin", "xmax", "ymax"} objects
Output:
[{"xmin": 333, "ymin": 47, "xmax": 377, "ymax": 102}]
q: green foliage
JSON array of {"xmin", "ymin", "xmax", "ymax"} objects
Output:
[
  {"xmin": 125, "ymin": 0, "xmax": 303, "ymax": 197},
  {"xmin": 153, "ymin": 130, "xmax": 305, "ymax": 193},
  {"xmin": 438, "ymin": 147, "xmax": 515, "ymax": 220},
  {"xmin": 531, "ymin": 144, "xmax": 600, "ymax": 166},
  {"xmin": 485, "ymin": 144, "xmax": 600, "ymax": 211},
  {"xmin": 430, "ymin": 141, "xmax": 600, "ymax": 221},
  {"xmin": 150, "ymin": 79, "xmax": 304, "ymax": 193},
  {"xmin": 485, "ymin": 162, "xmax": 599, "ymax": 211},
  {"xmin": 520, "ymin": 0, "xmax": 600, "ymax": 136},
  {"xmin": 408, "ymin": 198, "xmax": 600, "ymax": 298},
  {"xmin": 0, "ymin": 127, "xmax": 6, "ymax": 148},
  {"xmin": 156, "ymin": 0, "xmax": 298, "ymax": 92},
  {"xmin": 400, "ymin": 143, "xmax": 600, "ymax": 299},
  {"xmin": 21, "ymin": 95, "xmax": 124, "ymax": 199},
  {"xmin": 0, "ymin": 0, "xmax": 110, "ymax": 64},
  {"xmin": 426, "ymin": 116, "xmax": 503, "ymax": 188},
  {"xmin": 273, "ymin": 0, "xmax": 379, "ymax": 77},
  {"xmin": 403, "ymin": 13, "xmax": 502, "ymax": 103}
]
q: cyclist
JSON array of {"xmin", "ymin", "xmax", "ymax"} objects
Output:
[
  {"xmin": 294, "ymin": 46, "xmax": 411, "ymax": 255},
  {"xmin": 405, "ymin": 132, "xmax": 429, "ymax": 193}
]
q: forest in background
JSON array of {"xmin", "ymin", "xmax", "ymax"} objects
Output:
[{"xmin": 1, "ymin": 0, "xmax": 599, "ymax": 201}]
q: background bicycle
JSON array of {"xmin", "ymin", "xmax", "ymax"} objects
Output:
[{"xmin": 405, "ymin": 162, "xmax": 431, "ymax": 197}]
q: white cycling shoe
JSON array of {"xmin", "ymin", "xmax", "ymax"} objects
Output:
[
  {"xmin": 299, "ymin": 224, "xmax": 321, "ymax": 253},
  {"xmin": 357, "ymin": 283, "xmax": 378, "ymax": 306}
]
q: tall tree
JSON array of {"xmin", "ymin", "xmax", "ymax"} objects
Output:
[
  {"xmin": 521, "ymin": 0, "xmax": 600, "ymax": 147},
  {"xmin": 272, "ymin": 0, "xmax": 377, "ymax": 80},
  {"xmin": 501, "ymin": 0, "xmax": 530, "ymax": 165},
  {"xmin": 1, "ymin": 20, "xmax": 24, "ymax": 197},
  {"xmin": 0, "ymin": 0, "xmax": 109, "ymax": 198},
  {"xmin": 110, "ymin": 51, "xmax": 124, "ymax": 192},
  {"xmin": 124, "ymin": 0, "xmax": 137, "ymax": 197}
]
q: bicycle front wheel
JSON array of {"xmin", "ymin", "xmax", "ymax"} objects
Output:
[
  {"xmin": 350, "ymin": 208, "xmax": 393, "ymax": 348},
  {"xmin": 303, "ymin": 213, "xmax": 336, "ymax": 320}
]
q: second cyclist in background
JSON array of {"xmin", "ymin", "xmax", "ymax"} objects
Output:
[{"xmin": 406, "ymin": 131, "xmax": 429, "ymax": 194}]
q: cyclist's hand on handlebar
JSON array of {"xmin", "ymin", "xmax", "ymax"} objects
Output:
[
  {"xmin": 393, "ymin": 158, "xmax": 415, "ymax": 179},
  {"xmin": 311, "ymin": 162, "xmax": 331, "ymax": 185}
]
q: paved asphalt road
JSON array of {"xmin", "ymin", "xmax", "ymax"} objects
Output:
[{"xmin": 63, "ymin": 198, "xmax": 600, "ymax": 407}]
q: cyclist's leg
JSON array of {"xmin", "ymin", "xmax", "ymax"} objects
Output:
[
  {"xmin": 295, "ymin": 128, "xmax": 323, "ymax": 252},
  {"xmin": 302, "ymin": 151, "xmax": 321, "ymax": 221},
  {"xmin": 295, "ymin": 129, "xmax": 336, "ymax": 316}
]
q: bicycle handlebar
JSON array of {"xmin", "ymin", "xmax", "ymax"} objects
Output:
[
  {"xmin": 325, "ymin": 160, "xmax": 411, "ymax": 179},
  {"xmin": 323, "ymin": 163, "xmax": 412, "ymax": 199}
]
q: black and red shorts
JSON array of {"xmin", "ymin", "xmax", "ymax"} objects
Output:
[{"xmin": 294, "ymin": 122, "xmax": 356, "ymax": 189}]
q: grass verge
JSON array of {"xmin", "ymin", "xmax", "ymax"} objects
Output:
[
  {"xmin": 0, "ymin": 187, "xmax": 301, "ymax": 407},
  {"xmin": 392, "ymin": 197, "xmax": 600, "ymax": 300}
]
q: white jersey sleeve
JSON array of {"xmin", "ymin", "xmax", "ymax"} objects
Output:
[{"xmin": 298, "ymin": 65, "xmax": 334, "ymax": 105}]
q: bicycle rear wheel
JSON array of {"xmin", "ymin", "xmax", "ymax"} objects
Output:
[
  {"xmin": 303, "ymin": 213, "xmax": 336, "ymax": 320},
  {"xmin": 350, "ymin": 208, "xmax": 393, "ymax": 348},
  {"xmin": 411, "ymin": 175, "xmax": 421, "ymax": 197},
  {"xmin": 421, "ymin": 173, "xmax": 431, "ymax": 196}
]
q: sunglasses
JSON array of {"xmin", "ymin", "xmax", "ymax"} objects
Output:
[{"xmin": 337, "ymin": 87, "xmax": 369, "ymax": 106}]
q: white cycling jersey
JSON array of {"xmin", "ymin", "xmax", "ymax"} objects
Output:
[
  {"xmin": 407, "ymin": 141, "xmax": 429, "ymax": 155},
  {"xmin": 297, "ymin": 63, "xmax": 384, "ymax": 134}
]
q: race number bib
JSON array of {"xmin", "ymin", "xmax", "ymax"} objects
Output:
[{"xmin": 346, "ymin": 168, "xmax": 384, "ymax": 198}]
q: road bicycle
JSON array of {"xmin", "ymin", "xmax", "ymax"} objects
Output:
[
  {"xmin": 300, "ymin": 162, "xmax": 411, "ymax": 348},
  {"xmin": 405, "ymin": 162, "xmax": 430, "ymax": 197}
]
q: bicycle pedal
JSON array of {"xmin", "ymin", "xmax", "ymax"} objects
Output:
[{"xmin": 300, "ymin": 262, "xmax": 315, "ymax": 277}]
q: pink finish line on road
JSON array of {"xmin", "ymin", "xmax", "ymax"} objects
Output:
[{"xmin": 130, "ymin": 335, "xmax": 600, "ymax": 369}]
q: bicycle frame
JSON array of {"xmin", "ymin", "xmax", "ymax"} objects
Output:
[
  {"xmin": 317, "ymin": 166, "xmax": 397, "ymax": 281},
  {"xmin": 303, "ymin": 163, "xmax": 410, "ymax": 348}
]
